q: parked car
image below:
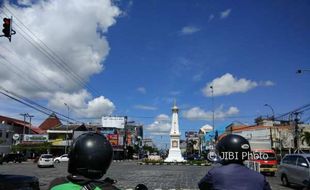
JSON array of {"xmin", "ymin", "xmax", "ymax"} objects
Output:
[
  {"xmin": 53, "ymin": 154, "xmax": 69, "ymax": 163},
  {"xmin": 0, "ymin": 174, "xmax": 39, "ymax": 190},
  {"xmin": 37, "ymin": 154, "xmax": 54, "ymax": 168},
  {"xmin": 278, "ymin": 154, "xmax": 310, "ymax": 188},
  {"xmin": 3, "ymin": 153, "xmax": 26, "ymax": 163}
]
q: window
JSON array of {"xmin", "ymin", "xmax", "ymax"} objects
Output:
[
  {"xmin": 41, "ymin": 154, "xmax": 53, "ymax": 159},
  {"xmin": 0, "ymin": 130, "xmax": 2, "ymax": 138},
  {"xmin": 6, "ymin": 132, "xmax": 9, "ymax": 139},
  {"xmin": 282, "ymin": 155, "xmax": 297, "ymax": 165},
  {"xmin": 297, "ymin": 156, "xmax": 308, "ymax": 167}
]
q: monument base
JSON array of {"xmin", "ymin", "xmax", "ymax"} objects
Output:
[{"xmin": 164, "ymin": 148, "xmax": 185, "ymax": 162}]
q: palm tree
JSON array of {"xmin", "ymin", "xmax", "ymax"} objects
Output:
[{"xmin": 301, "ymin": 131, "xmax": 310, "ymax": 146}]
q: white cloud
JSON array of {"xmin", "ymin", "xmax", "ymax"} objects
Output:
[
  {"xmin": 202, "ymin": 73, "xmax": 257, "ymax": 97},
  {"xmin": 220, "ymin": 9, "xmax": 231, "ymax": 19},
  {"xmin": 146, "ymin": 114, "xmax": 171, "ymax": 135},
  {"xmin": 137, "ymin": 87, "xmax": 146, "ymax": 94},
  {"xmin": 260, "ymin": 80, "xmax": 275, "ymax": 86},
  {"xmin": 17, "ymin": 0, "xmax": 33, "ymax": 6},
  {"xmin": 183, "ymin": 106, "xmax": 239, "ymax": 121},
  {"xmin": 134, "ymin": 105, "xmax": 157, "ymax": 111},
  {"xmin": 0, "ymin": 0, "xmax": 120, "ymax": 117},
  {"xmin": 208, "ymin": 14, "xmax": 215, "ymax": 22},
  {"xmin": 193, "ymin": 72, "xmax": 203, "ymax": 82},
  {"xmin": 180, "ymin": 26, "xmax": 200, "ymax": 35},
  {"xmin": 202, "ymin": 73, "xmax": 274, "ymax": 97},
  {"xmin": 48, "ymin": 90, "xmax": 115, "ymax": 118}
]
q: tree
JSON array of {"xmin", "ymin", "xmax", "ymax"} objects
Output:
[{"xmin": 301, "ymin": 131, "xmax": 310, "ymax": 146}]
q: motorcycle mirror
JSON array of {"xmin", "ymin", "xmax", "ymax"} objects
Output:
[{"xmin": 135, "ymin": 184, "xmax": 148, "ymax": 190}]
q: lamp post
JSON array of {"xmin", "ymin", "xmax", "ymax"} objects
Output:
[
  {"xmin": 64, "ymin": 103, "xmax": 70, "ymax": 154},
  {"xmin": 296, "ymin": 69, "xmax": 310, "ymax": 74},
  {"xmin": 210, "ymin": 85, "xmax": 215, "ymax": 140},
  {"xmin": 264, "ymin": 104, "xmax": 275, "ymax": 120}
]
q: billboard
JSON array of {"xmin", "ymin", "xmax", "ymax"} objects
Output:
[
  {"xmin": 101, "ymin": 116, "xmax": 126, "ymax": 129},
  {"xmin": 23, "ymin": 135, "xmax": 48, "ymax": 142}
]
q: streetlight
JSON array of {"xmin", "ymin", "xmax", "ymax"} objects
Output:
[
  {"xmin": 64, "ymin": 103, "xmax": 70, "ymax": 154},
  {"xmin": 296, "ymin": 69, "xmax": 310, "ymax": 74},
  {"xmin": 210, "ymin": 85, "xmax": 215, "ymax": 136},
  {"xmin": 264, "ymin": 104, "xmax": 275, "ymax": 120}
]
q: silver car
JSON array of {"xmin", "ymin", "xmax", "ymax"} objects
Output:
[{"xmin": 278, "ymin": 154, "xmax": 310, "ymax": 187}]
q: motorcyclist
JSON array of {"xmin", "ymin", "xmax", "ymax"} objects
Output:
[
  {"xmin": 48, "ymin": 132, "xmax": 119, "ymax": 190},
  {"xmin": 198, "ymin": 134, "xmax": 271, "ymax": 190}
]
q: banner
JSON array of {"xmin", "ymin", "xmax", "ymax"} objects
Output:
[{"xmin": 23, "ymin": 134, "xmax": 48, "ymax": 142}]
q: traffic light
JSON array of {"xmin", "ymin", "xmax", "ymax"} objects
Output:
[{"xmin": 2, "ymin": 18, "xmax": 11, "ymax": 38}]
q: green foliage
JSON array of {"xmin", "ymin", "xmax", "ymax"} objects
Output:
[
  {"xmin": 11, "ymin": 142, "xmax": 52, "ymax": 153},
  {"xmin": 142, "ymin": 145, "xmax": 158, "ymax": 153}
]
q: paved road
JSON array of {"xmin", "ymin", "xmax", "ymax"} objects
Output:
[{"xmin": 0, "ymin": 161, "xmax": 297, "ymax": 190}]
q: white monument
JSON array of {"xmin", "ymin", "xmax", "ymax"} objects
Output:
[{"xmin": 165, "ymin": 102, "xmax": 185, "ymax": 162}]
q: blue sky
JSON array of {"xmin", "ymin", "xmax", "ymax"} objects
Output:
[{"xmin": 0, "ymin": 0, "xmax": 310, "ymax": 148}]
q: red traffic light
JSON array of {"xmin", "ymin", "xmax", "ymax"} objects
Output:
[
  {"xmin": 3, "ymin": 18, "xmax": 10, "ymax": 24},
  {"xmin": 2, "ymin": 18, "xmax": 12, "ymax": 38}
]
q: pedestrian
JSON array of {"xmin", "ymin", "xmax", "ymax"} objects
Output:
[
  {"xmin": 48, "ymin": 132, "xmax": 120, "ymax": 190},
  {"xmin": 198, "ymin": 134, "xmax": 271, "ymax": 190}
]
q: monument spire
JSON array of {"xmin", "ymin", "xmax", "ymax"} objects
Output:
[{"xmin": 165, "ymin": 102, "xmax": 185, "ymax": 162}]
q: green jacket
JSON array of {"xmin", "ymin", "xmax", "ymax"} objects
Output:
[
  {"xmin": 49, "ymin": 176, "xmax": 120, "ymax": 190},
  {"xmin": 51, "ymin": 182, "xmax": 101, "ymax": 190}
]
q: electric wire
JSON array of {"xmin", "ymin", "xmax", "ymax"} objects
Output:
[{"xmin": 2, "ymin": 6, "xmax": 102, "ymax": 97}]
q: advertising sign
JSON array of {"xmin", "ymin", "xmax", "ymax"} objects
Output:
[
  {"xmin": 101, "ymin": 116, "xmax": 126, "ymax": 129},
  {"xmin": 23, "ymin": 134, "xmax": 48, "ymax": 142},
  {"xmin": 185, "ymin": 131, "xmax": 198, "ymax": 138},
  {"xmin": 107, "ymin": 134, "xmax": 118, "ymax": 145}
]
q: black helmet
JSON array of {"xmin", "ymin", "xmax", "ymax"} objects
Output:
[
  {"xmin": 216, "ymin": 134, "xmax": 251, "ymax": 164},
  {"xmin": 68, "ymin": 132, "xmax": 113, "ymax": 179}
]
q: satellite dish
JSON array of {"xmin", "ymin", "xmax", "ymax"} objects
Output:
[{"xmin": 13, "ymin": 134, "xmax": 20, "ymax": 140}]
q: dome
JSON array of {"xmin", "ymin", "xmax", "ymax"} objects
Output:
[{"xmin": 200, "ymin": 124, "xmax": 213, "ymax": 133}]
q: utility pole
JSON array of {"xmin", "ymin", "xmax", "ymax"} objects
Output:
[
  {"xmin": 64, "ymin": 103, "xmax": 70, "ymax": 154},
  {"xmin": 293, "ymin": 112, "xmax": 300, "ymax": 153},
  {"xmin": 27, "ymin": 114, "xmax": 34, "ymax": 134},
  {"xmin": 20, "ymin": 113, "xmax": 28, "ymax": 142}
]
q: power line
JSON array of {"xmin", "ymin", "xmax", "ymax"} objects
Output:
[
  {"xmin": 0, "ymin": 87, "xmax": 81, "ymax": 124},
  {"xmin": 1, "ymin": 6, "xmax": 102, "ymax": 97}
]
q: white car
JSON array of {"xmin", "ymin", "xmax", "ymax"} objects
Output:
[
  {"xmin": 54, "ymin": 154, "xmax": 69, "ymax": 163},
  {"xmin": 37, "ymin": 154, "xmax": 54, "ymax": 168}
]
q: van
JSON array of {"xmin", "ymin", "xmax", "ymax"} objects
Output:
[
  {"xmin": 252, "ymin": 149, "xmax": 277, "ymax": 176},
  {"xmin": 278, "ymin": 154, "xmax": 310, "ymax": 187}
]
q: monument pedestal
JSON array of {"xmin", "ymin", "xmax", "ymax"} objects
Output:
[{"xmin": 165, "ymin": 148, "xmax": 185, "ymax": 162}]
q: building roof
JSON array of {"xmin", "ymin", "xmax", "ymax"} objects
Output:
[
  {"xmin": 38, "ymin": 113, "xmax": 62, "ymax": 130},
  {"xmin": 232, "ymin": 125, "xmax": 293, "ymax": 132},
  {"xmin": 0, "ymin": 115, "xmax": 29, "ymax": 126},
  {"xmin": 0, "ymin": 115, "xmax": 44, "ymax": 134}
]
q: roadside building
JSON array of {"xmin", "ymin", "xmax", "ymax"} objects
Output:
[
  {"xmin": 223, "ymin": 119, "xmax": 310, "ymax": 156},
  {"xmin": 143, "ymin": 138, "xmax": 156, "ymax": 148},
  {"xmin": 185, "ymin": 131, "xmax": 200, "ymax": 156},
  {"xmin": 0, "ymin": 115, "xmax": 46, "ymax": 156}
]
